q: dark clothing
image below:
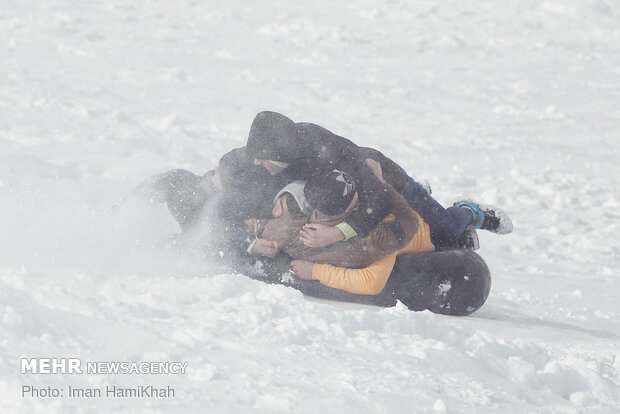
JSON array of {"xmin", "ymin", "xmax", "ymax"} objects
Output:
[
  {"xmin": 246, "ymin": 111, "xmax": 392, "ymax": 237},
  {"xmin": 246, "ymin": 111, "xmax": 473, "ymax": 247},
  {"xmin": 247, "ymin": 112, "xmax": 362, "ymax": 174},
  {"xmin": 358, "ymin": 147, "xmax": 474, "ymax": 247},
  {"xmin": 133, "ymin": 170, "xmax": 489, "ymax": 315},
  {"xmin": 214, "ymin": 147, "xmax": 296, "ymax": 258},
  {"xmin": 217, "ymin": 147, "xmax": 290, "ymax": 221},
  {"xmin": 129, "ymin": 168, "xmax": 258, "ymax": 265},
  {"xmin": 243, "ymin": 248, "xmax": 491, "ymax": 316},
  {"xmin": 129, "ymin": 169, "xmax": 209, "ymax": 231},
  {"xmin": 400, "ymin": 179, "xmax": 473, "ymax": 247}
]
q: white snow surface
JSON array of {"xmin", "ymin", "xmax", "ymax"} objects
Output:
[{"xmin": 1, "ymin": 0, "xmax": 619, "ymax": 412}]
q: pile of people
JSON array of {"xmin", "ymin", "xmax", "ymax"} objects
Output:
[{"xmin": 130, "ymin": 111, "xmax": 512, "ymax": 315}]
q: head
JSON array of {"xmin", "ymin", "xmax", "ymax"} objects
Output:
[
  {"xmin": 271, "ymin": 193, "xmax": 303, "ymax": 218},
  {"xmin": 246, "ymin": 111, "xmax": 298, "ymax": 164},
  {"xmin": 304, "ymin": 170, "xmax": 359, "ymax": 217},
  {"xmin": 272, "ymin": 180, "xmax": 311, "ymax": 218}
]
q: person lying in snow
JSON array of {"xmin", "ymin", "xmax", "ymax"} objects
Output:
[
  {"xmin": 247, "ymin": 170, "xmax": 433, "ymax": 261},
  {"xmin": 129, "ymin": 167, "xmax": 432, "ymax": 294},
  {"xmin": 245, "ymin": 169, "xmax": 435, "ymax": 294},
  {"xmin": 212, "ymin": 146, "xmax": 427, "ymax": 261},
  {"xmin": 245, "ymin": 111, "xmax": 513, "ymax": 252},
  {"xmin": 128, "ymin": 166, "xmax": 492, "ymax": 314},
  {"xmin": 129, "ymin": 119, "xmax": 514, "ymax": 273}
]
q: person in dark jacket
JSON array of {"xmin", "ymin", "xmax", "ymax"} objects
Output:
[
  {"xmin": 246, "ymin": 111, "xmax": 396, "ymax": 249},
  {"xmin": 127, "ymin": 166, "xmax": 492, "ymax": 315},
  {"xmin": 245, "ymin": 111, "xmax": 512, "ymax": 249}
]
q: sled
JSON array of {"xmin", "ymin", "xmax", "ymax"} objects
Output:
[{"xmin": 241, "ymin": 249, "xmax": 491, "ymax": 316}]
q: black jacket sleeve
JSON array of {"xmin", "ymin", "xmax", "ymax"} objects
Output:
[
  {"xmin": 341, "ymin": 161, "xmax": 392, "ymax": 237},
  {"xmin": 288, "ymin": 122, "xmax": 362, "ymax": 177},
  {"xmin": 218, "ymin": 147, "xmax": 290, "ymax": 221},
  {"xmin": 215, "ymin": 147, "xmax": 292, "ymax": 258},
  {"xmin": 357, "ymin": 147, "xmax": 413, "ymax": 195}
]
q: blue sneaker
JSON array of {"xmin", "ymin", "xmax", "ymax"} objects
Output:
[{"xmin": 454, "ymin": 200, "xmax": 513, "ymax": 235}]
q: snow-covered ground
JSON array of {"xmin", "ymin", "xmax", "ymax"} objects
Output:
[{"xmin": 1, "ymin": 0, "xmax": 619, "ymax": 412}]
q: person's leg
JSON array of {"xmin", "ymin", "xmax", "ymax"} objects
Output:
[
  {"xmin": 399, "ymin": 180, "xmax": 474, "ymax": 247},
  {"xmin": 358, "ymin": 147, "xmax": 473, "ymax": 247},
  {"xmin": 130, "ymin": 169, "xmax": 209, "ymax": 231}
]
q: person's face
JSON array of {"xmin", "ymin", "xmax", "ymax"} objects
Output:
[
  {"xmin": 272, "ymin": 194, "xmax": 289, "ymax": 218},
  {"xmin": 254, "ymin": 158, "xmax": 285, "ymax": 175}
]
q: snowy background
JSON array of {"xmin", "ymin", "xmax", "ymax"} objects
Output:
[{"xmin": 1, "ymin": 0, "xmax": 619, "ymax": 412}]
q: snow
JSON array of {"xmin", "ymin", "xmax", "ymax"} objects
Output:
[{"xmin": 1, "ymin": 0, "xmax": 619, "ymax": 412}]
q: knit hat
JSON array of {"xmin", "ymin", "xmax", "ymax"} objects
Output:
[{"xmin": 304, "ymin": 170, "xmax": 356, "ymax": 216}]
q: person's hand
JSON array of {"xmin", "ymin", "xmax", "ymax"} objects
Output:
[
  {"xmin": 251, "ymin": 238, "xmax": 279, "ymax": 258},
  {"xmin": 300, "ymin": 224, "xmax": 344, "ymax": 248},
  {"xmin": 365, "ymin": 158, "xmax": 386, "ymax": 183},
  {"xmin": 291, "ymin": 260, "xmax": 315, "ymax": 280}
]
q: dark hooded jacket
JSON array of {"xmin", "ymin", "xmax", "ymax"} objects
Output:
[
  {"xmin": 245, "ymin": 111, "xmax": 392, "ymax": 237},
  {"xmin": 213, "ymin": 147, "xmax": 292, "ymax": 258},
  {"xmin": 218, "ymin": 147, "xmax": 290, "ymax": 221}
]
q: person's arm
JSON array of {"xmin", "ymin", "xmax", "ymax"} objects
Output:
[
  {"xmin": 358, "ymin": 147, "xmax": 412, "ymax": 194},
  {"xmin": 296, "ymin": 185, "xmax": 419, "ymax": 267},
  {"xmin": 301, "ymin": 161, "xmax": 394, "ymax": 244},
  {"xmin": 218, "ymin": 147, "xmax": 290, "ymax": 220},
  {"xmin": 290, "ymin": 124, "xmax": 393, "ymax": 238},
  {"xmin": 298, "ymin": 168, "xmax": 395, "ymax": 248},
  {"xmin": 293, "ymin": 253, "xmax": 397, "ymax": 295},
  {"xmin": 338, "ymin": 164, "xmax": 393, "ymax": 238}
]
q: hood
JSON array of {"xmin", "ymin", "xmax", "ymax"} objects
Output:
[{"xmin": 246, "ymin": 111, "xmax": 299, "ymax": 162}]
